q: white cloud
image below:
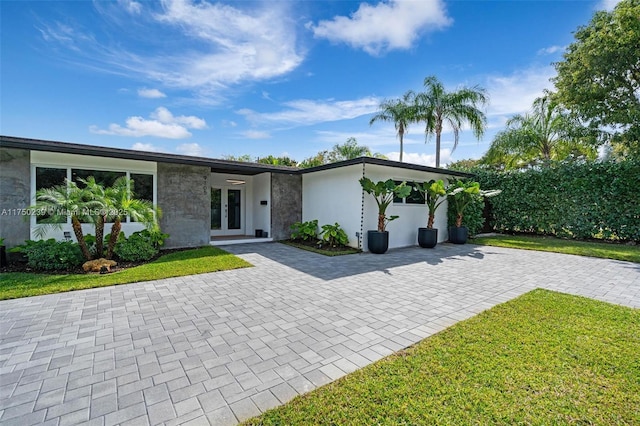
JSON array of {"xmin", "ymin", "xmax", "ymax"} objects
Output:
[
  {"xmin": 138, "ymin": 88, "xmax": 166, "ymax": 98},
  {"xmin": 309, "ymin": 0, "xmax": 451, "ymax": 55},
  {"xmin": 118, "ymin": 0, "xmax": 142, "ymax": 14},
  {"xmin": 176, "ymin": 143, "xmax": 205, "ymax": 156},
  {"xmin": 238, "ymin": 97, "xmax": 380, "ymax": 126},
  {"xmin": 386, "ymin": 149, "xmax": 452, "ymax": 167},
  {"xmin": 241, "ymin": 130, "xmax": 271, "ymax": 139},
  {"xmin": 131, "ymin": 142, "xmax": 166, "ymax": 152},
  {"xmin": 598, "ymin": 0, "xmax": 621, "ymax": 10},
  {"xmin": 90, "ymin": 107, "xmax": 207, "ymax": 139},
  {"xmin": 537, "ymin": 45, "xmax": 564, "ymax": 56}
]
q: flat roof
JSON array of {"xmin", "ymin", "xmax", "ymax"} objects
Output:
[{"xmin": 1, "ymin": 135, "xmax": 472, "ymax": 178}]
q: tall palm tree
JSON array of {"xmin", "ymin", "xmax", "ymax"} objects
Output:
[
  {"xmin": 33, "ymin": 179, "xmax": 99, "ymax": 261},
  {"xmin": 481, "ymin": 95, "xmax": 597, "ymax": 169},
  {"xmin": 105, "ymin": 177, "xmax": 159, "ymax": 259},
  {"xmin": 415, "ymin": 76, "xmax": 488, "ymax": 168},
  {"xmin": 369, "ymin": 91, "xmax": 415, "ymax": 162}
]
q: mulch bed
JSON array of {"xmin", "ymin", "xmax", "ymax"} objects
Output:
[{"xmin": 283, "ymin": 239, "xmax": 361, "ymax": 255}]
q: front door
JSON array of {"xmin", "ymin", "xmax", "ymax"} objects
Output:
[{"xmin": 211, "ymin": 187, "xmax": 244, "ymax": 236}]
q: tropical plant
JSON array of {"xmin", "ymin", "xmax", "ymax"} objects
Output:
[
  {"xmin": 359, "ymin": 177, "xmax": 411, "ymax": 232},
  {"xmin": 114, "ymin": 231, "xmax": 159, "ymax": 262},
  {"xmin": 105, "ymin": 177, "xmax": 159, "ymax": 260},
  {"xmin": 16, "ymin": 239, "xmax": 84, "ymax": 271},
  {"xmin": 369, "ymin": 91, "xmax": 416, "ymax": 162},
  {"xmin": 320, "ymin": 223, "xmax": 349, "ymax": 247},
  {"xmin": 414, "ymin": 76, "xmax": 488, "ymax": 168},
  {"xmin": 32, "ymin": 179, "xmax": 101, "ymax": 260},
  {"xmin": 79, "ymin": 176, "xmax": 109, "ymax": 257},
  {"xmin": 448, "ymin": 181, "xmax": 501, "ymax": 228},
  {"xmin": 290, "ymin": 220, "xmax": 319, "ymax": 241},
  {"xmin": 256, "ymin": 155, "xmax": 298, "ymax": 166},
  {"xmin": 415, "ymin": 180, "xmax": 448, "ymax": 229},
  {"xmin": 481, "ymin": 95, "xmax": 598, "ymax": 169}
]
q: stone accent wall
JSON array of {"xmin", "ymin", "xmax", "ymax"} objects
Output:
[
  {"xmin": 270, "ymin": 173, "xmax": 302, "ymax": 240},
  {"xmin": 157, "ymin": 163, "xmax": 211, "ymax": 248},
  {"xmin": 0, "ymin": 148, "xmax": 31, "ymax": 248}
]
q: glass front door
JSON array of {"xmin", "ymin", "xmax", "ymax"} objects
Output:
[{"xmin": 211, "ymin": 187, "xmax": 244, "ymax": 236}]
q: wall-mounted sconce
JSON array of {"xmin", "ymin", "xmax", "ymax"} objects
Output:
[{"xmin": 225, "ymin": 179, "xmax": 246, "ymax": 185}]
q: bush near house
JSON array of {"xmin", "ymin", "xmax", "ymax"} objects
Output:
[
  {"xmin": 286, "ymin": 220, "xmax": 358, "ymax": 256},
  {"xmin": 12, "ymin": 239, "xmax": 84, "ymax": 271},
  {"xmin": 475, "ymin": 161, "xmax": 640, "ymax": 241},
  {"xmin": 290, "ymin": 220, "xmax": 319, "ymax": 242}
]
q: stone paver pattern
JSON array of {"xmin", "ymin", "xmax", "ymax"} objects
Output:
[{"xmin": 1, "ymin": 242, "xmax": 639, "ymax": 425}]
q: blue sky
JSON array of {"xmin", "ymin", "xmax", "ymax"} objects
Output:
[{"xmin": 0, "ymin": 0, "xmax": 619, "ymax": 166}]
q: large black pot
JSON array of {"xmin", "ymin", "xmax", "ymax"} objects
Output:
[
  {"xmin": 449, "ymin": 226, "xmax": 468, "ymax": 244},
  {"xmin": 367, "ymin": 230, "xmax": 389, "ymax": 254},
  {"xmin": 417, "ymin": 228, "xmax": 438, "ymax": 248}
]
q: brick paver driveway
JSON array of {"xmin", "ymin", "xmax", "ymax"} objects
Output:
[{"xmin": 1, "ymin": 243, "xmax": 639, "ymax": 425}]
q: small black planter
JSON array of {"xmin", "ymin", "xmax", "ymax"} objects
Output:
[
  {"xmin": 367, "ymin": 230, "xmax": 389, "ymax": 254},
  {"xmin": 449, "ymin": 226, "xmax": 468, "ymax": 244},
  {"xmin": 417, "ymin": 228, "xmax": 438, "ymax": 248},
  {"xmin": 0, "ymin": 246, "xmax": 6, "ymax": 267}
]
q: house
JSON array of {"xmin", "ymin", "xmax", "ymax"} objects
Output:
[{"xmin": 0, "ymin": 135, "xmax": 470, "ymax": 251}]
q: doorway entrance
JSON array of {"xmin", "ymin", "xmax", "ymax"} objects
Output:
[{"xmin": 211, "ymin": 187, "xmax": 244, "ymax": 236}]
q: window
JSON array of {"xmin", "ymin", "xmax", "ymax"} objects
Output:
[
  {"xmin": 35, "ymin": 167, "xmax": 67, "ymax": 223},
  {"xmin": 72, "ymin": 169, "xmax": 125, "ymax": 188},
  {"xmin": 131, "ymin": 173, "xmax": 154, "ymax": 203},
  {"xmin": 393, "ymin": 180, "xmax": 425, "ymax": 205}
]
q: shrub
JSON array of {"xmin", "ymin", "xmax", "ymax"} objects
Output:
[
  {"xmin": 114, "ymin": 231, "xmax": 159, "ymax": 262},
  {"xmin": 290, "ymin": 220, "xmax": 319, "ymax": 241},
  {"xmin": 447, "ymin": 197, "xmax": 485, "ymax": 237},
  {"xmin": 320, "ymin": 223, "xmax": 349, "ymax": 247},
  {"xmin": 16, "ymin": 239, "xmax": 84, "ymax": 271}
]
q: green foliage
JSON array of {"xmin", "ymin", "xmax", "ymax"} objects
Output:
[
  {"xmin": 447, "ymin": 196, "xmax": 484, "ymax": 236},
  {"xmin": 359, "ymin": 177, "xmax": 411, "ymax": 231},
  {"xmin": 370, "ymin": 92, "xmax": 416, "ymax": 162},
  {"xmin": 553, "ymin": 0, "xmax": 640, "ymax": 158},
  {"xmin": 17, "ymin": 239, "xmax": 84, "ymax": 271},
  {"xmin": 114, "ymin": 231, "xmax": 159, "ymax": 262},
  {"xmin": 290, "ymin": 220, "xmax": 319, "ymax": 241},
  {"xmin": 298, "ymin": 138, "xmax": 384, "ymax": 168},
  {"xmin": 415, "ymin": 179, "xmax": 447, "ymax": 228},
  {"xmin": 319, "ymin": 223, "xmax": 349, "ymax": 247},
  {"xmin": 475, "ymin": 161, "xmax": 640, "ymax": 241},
  {"xmin": 447, "ymin": 180, "xmax": 500, "ymax": 232}
]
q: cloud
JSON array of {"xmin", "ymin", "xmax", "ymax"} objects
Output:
[
  {"xmin": 131, "ymin": 142, "xmax": 166, "ymax": 152},
  {"xmin": 241, "ymin": 130, "xmax": 271, "ymax": 139},
  {"xmin": 238, "ymin": 97, "xmax": 380, "ymax": 126},
  {"xmin": 309, "ymin": 0, "xmax": 451, "ymax": 55},
  {"xmin": 537, "ymin": 45, "xmax": 564, "ymax": 56},
  {"xmin": 90, "ymin": 107, "xmax": 207, "ymax": 138},
  {"xmin": 118, "ymin": 0, "xmax": 142, "ymax": 14},
  {"xmin": 598, "ymin": 0, "xmax": 622, "ymax": 10},
  {"xmin": 138, "ymin": 88, "xmax": 166, "ymax": 98},
  {"xmin": 385, "ymin": 149, "xmax": 452, "ymax": 167},
  {"xmin": 176, "ymin": 143, "xmax": 205, "ymax": 156}
]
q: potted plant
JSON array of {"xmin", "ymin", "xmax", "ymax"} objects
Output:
[
  {"xmin": 359, "ymin": 177, "xmax": 411, "ymax": 254},
  {"xmin": 415, "ymin": 179, "xmax": 448, "ymax": 248},
  {"xmin": 448, "ymin": 180, "xmax": 501, "ymax": 244}
]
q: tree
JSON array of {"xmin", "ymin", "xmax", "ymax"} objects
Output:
[
  {"xmin": 369, "ymin": 91, "xmax": 415, "ymax": 162},
  {"xmin": 298, "ymin": 151, "xmax": 330, "ymax": 169},
  {"xmin": 105, "ymin": 177, "xmax": 159, "ymax": 260},
  {"xmin": 33, "ymin": 179, "xmax": 100, "ymax": 260},
  {"xmin": 553, "ymin": 0, "xmax": 640, "ymax": 158},
  {"xmin": 328, "ymin": 137, "xmax": 373, "ymax": 162},
  {"xmin": 80, "ymin": 177, "xmax": 108, "ymax": 257},
  {"xmin": 414, "ymin": 76, "xmax": 488, "ymax": 168},
  {"xmin": 481, "ymin": 95, "xmax": 598, "ymax": 169},
  {"xmin": 222, "ymin": 154, "xmax": 253, "ymax": 162},
  {"xmin": 256, "ymin": 155, "xmax": 298, "ymax": 166}
]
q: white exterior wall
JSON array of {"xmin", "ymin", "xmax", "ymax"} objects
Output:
[
  {"xmin": 252, "ymin": 173, "xmax": 271, "ymax": 235},
  {"xmin": 30, "ymin": 151, "xmax": 156, "ymax": 241},
  {"xmin": 302, "ymin": 165, "xmax": 363, "ymax": 249},
  {"xmin": 360, "ymin": 164, "xmax": 451, "ymax": 250}
]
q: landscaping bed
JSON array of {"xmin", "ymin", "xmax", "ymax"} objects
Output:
[{"xmin": 281, "ymin": 240, "xmax": 361, "ymax": 256}]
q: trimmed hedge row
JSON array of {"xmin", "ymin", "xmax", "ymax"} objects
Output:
[{"xmin": 475, "ymin": 161, "xmax": 640, "ymax": 241}]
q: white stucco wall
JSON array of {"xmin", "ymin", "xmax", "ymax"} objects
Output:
[
  {"xmin": 252, "ymin": 173, "xmax": 271, "ymax": 236},
  {"xmin": 30, "ymin": 151, "xmax": 156, "ymax": 241},
  {"xmin": 302, "ymin": 165, "xmax": 363, "ymax": 249}
]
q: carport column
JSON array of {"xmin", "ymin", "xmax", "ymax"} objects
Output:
[{"xmin": 270, "ymin": 172, "xmax": 302, "ymax": 240}]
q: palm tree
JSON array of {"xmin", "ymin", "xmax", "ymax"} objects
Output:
[
  {"xmin": 33, "ymin": 179, "xmax": 99, "ymax": 260},
  {"xmin": 481, "ymin": 95, "xmax": 597, "ymax": 169},
  {"xmin": 328, "ymin": 137, "xmax": 373, "ymax": 162},
  {"xmin": 105, "ymin": 177, "xmax": 159, "ymax": 259},
  {"xmin": 415, "ymin": 76, "xmax": 488, "ymax": 168},
  {"xmin": 80, "ymin": 177, "xmax": 108, "ymax": 257},
  {"xmin": 369, "ymin": 91, "xmax": 415, "ymax": 162}
]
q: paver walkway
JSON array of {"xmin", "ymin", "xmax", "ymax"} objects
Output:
[{"xmin": 1, "ymin": 243, "xmax": 639, "ymax": 425}]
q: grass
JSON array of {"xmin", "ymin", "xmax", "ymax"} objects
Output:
[
  {"xmin": 472, "ymin": 234, "xmax": 640, "ymax": 263},
  {"xmin": 0, "ymin": 246, "xmax": 251, "ymax": 300},
  {"xmin": 281, "ymin": 240, "xmax": 361, "ymax": 256},
  {"xmin": 244, "ymin": 289, "xmax": 640, "ymax": 425}
]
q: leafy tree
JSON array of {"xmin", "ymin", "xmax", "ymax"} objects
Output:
[
  {"xmin": 553, "ymin": 0, "xmax": 640, "ymax": 158},
  {"xmin": 447, "ymin": 158, "xmax": 482, "ymax": 172},
  {"xmin": 222, "ymin": 154, "xmax": 253, "ymax": 162},
  {"xmin": 414, "ymin": 76, "xmax": 488, "ymax": 168},
  {"xmin": 328, "ymin": 137, "xmax": 372, "ymax": 162},
  {"xmin": 481, "ymin": 95, "xmax": 598, "ymax": 169},
  {"xmin": 32, "ymin": 180, "xmax": 100, "ymax": 260},
  {"xmin": 298, "ymin": 151, "xmax": 330, "ymax": 169},
  {"xmin": 256, "ymin": 155, "xmax": 297, "ymax": 166},
  {"xmin": 369, "ymin": 91, "xmax": 416, "ymax": 162}
]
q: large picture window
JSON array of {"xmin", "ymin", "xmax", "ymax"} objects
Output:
[
  {"xmin": 393, "ymin": 181, "xmax": 425, "ymax": 205},
  {"xmin": 35, "ymin": 167, "xmax": 67, "ymax": 223}
]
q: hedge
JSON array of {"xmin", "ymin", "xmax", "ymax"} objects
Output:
[{"xmin": 474, "ymin": 161, "xmax": 640, "ymax": 242}]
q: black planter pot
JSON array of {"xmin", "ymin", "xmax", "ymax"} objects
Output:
[
  {"xmin": 367, "ymin": 230, "xmax": 389, "ymax": 254},
  {"xmin": 417, "ymin": 228, "xmax": 438, "ymax": 248},
  {"xmin": 449, "ymin": 226, "xmax": 468, "ymax": 244},
  {"xmin": 0, "ymin": 246, "xmax": 6, "ymax": 267}
]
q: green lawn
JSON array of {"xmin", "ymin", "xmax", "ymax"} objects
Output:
[
  {"xmin": 0, "ymin": 246, "xmax": 251, "ymax": 300},
  {"xmin": 473, "ymin": 234, "xmax": 640, "ymax": 263},
  {"xmin": 244, "ymin": 289, "xmax": 640, "ymax": 425}
]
